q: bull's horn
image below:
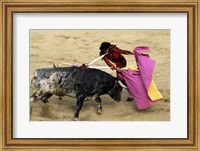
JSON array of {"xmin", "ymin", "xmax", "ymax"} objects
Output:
[
  {"xmin": 53, "ymin": 63, "xmax": 59, "ymax": 67},
  {"xmin": 118, "ymin": 80, "xmax": 127, "ymax": 89}
]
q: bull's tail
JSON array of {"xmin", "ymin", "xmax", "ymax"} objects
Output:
[
  {"xmin": 30, "ymin": 101, "xmax": 33, "ymax": 116},
  {"xmin": 30, "ymin": 96, "xmax": 40, "ymax": 116},
  {"xmin": 30, "ymin": 76, "xmax": 34, "ymax": 86},
  {"xmin": 30, "ymin": 98, "xmax": 34, "ymax": 116}
]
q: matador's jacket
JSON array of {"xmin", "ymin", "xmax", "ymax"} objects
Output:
[{"xmin": 100, "ymin": 45, "xmax": 132, "ymax": 70}]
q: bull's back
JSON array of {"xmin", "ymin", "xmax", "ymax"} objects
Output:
[
  {"xmin": 73, "ymin": 67, "xmax": 117, "ymax": 91},
  {"xmin": 34, "ymin": 67, "xmax": 74, "ymax": 78},
  {"xmin": 34, "ymin": 66, "xmax": 115, "ymax": 80},
  {"xmin": 32, "ymin": 66, "xmax": 117, "ymax": 90},
  {"xmin": 78, "ymin": 68, "xmax": 115, "ymax": 82}
]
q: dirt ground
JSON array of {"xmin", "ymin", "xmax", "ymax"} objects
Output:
[{"xmin": 30, "ymin": 30, "xmax": 170, "ymax": 121}]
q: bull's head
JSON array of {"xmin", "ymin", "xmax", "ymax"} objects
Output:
[{"xmin": 108, "ymin": 79, "xmax": 126, "ymax": 102}]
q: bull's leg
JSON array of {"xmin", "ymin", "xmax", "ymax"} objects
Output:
[
  {"xmin": 58, "ymin": 95, "xmax": 62, "ymax": 100},
  {"xmin": 30, "ymin": 91, "xmax": 42, "ymax": 101},
  {"xmin": 95, "ymin": 97, "xmax": 102, "ymax": 114},
  {"xmin": 30, "ymin": 91, "xmax": 52, "ymax": 116},
  {"xmin": 74, "ymin": 94, "xmax": 85, "ymax": 121},
  {"xmin": 41, "ymin": 92, "xmax": 53, "ymax": 103}
]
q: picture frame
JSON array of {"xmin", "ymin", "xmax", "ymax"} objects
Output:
[{"xmin": 0, "ymin": 0, "xmax": 199, "ymax": 150}]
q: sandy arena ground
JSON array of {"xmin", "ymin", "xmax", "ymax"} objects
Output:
[{"xmin": 30, "ymin": 30, "xmax": 170, "ymax": 121}]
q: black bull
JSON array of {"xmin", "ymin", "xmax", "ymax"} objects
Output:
[{"xmin": 30, "ymin": 66, "xmax": 126, "ymax": 120}]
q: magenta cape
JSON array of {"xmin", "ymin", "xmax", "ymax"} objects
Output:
[{"xmin": 119, "ymin": 47, "xmax": 160, "ymax": 109}]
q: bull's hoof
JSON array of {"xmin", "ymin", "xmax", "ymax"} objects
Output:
[
  {"xmin": 73, "ymin": 117, "xmax": 80, "ymax": 121},
  {"xmin": 58, "ymin": 96, "xmax": 62, "ymax": 100},
  {"xmin": 126, "ymin": 97, "xmax": 133, "ymax": 102},
  {"xmin": 97, "ymin": 108, "xmax": 102, "ymax": 114}
]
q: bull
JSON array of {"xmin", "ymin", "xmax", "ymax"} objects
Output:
[{"xmin": 30, "ymin": 66, "xmax": 126, "ymax": 121}]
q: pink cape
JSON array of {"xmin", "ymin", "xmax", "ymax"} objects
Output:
[{"xmin": 119, "ymin": 46, "xmax": 160, "ymax": 109}]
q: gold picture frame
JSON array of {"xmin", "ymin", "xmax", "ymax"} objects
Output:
[{"xmin": 0, "ymin": 0, "xmax": 199, "ymax": 150}]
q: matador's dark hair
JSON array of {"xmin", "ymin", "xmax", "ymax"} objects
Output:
[{"xmin": 99, "ymin": 42, "xmax": 111, "ymax": 51}]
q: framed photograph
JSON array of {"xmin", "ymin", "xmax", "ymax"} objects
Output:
[{"xmin": 0, "ymin": 0, "xmax": 199, "ymax": 150}]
